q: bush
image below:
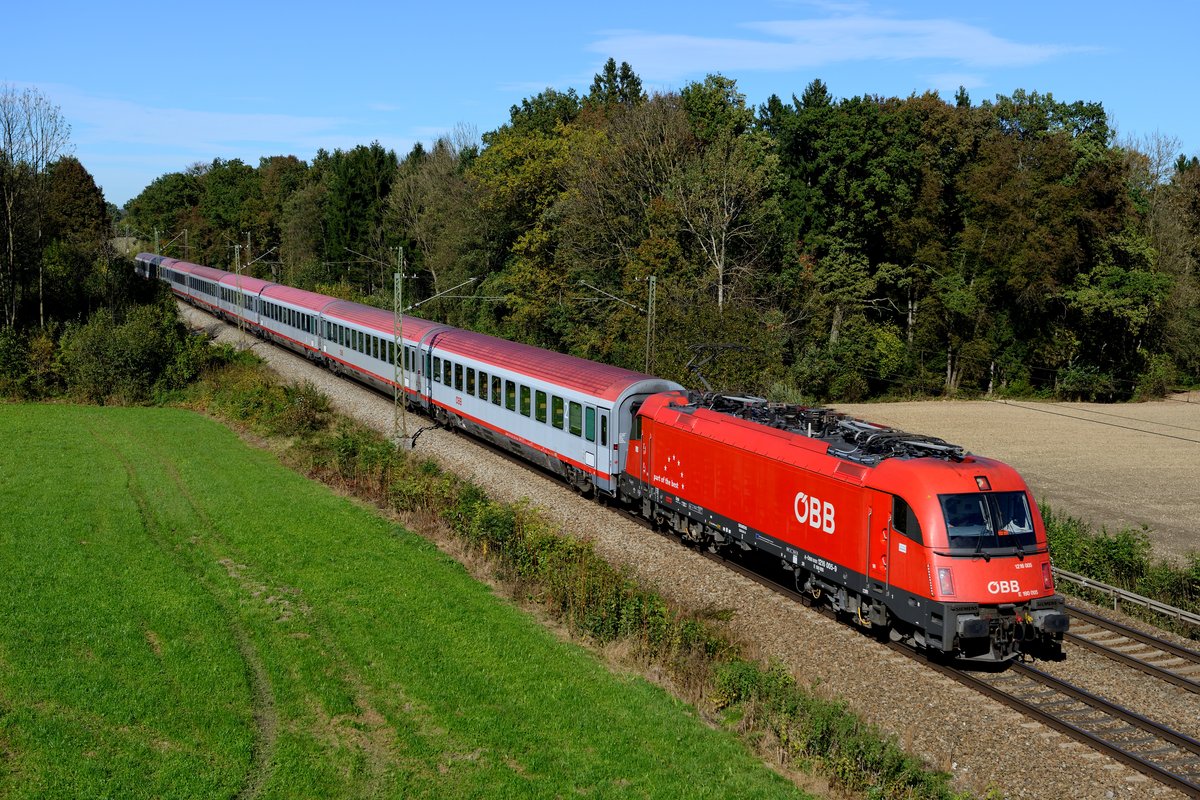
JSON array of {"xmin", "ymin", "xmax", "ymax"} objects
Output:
[
  {"xmin": 1056, "ymin": 365, "xmax": 1116, "ymax": 401},
  {"xmin": 1134, "ymin": 353, "xmax": 1178, "ymax": 400},
  {"xmin": 1044, "ymin": 505, "xmax": 1199, "ymax": 623},
  {"xmin": 0, "ymin": 327, "xmax": 31, "ymax": 397},
  {"xmin": 712, "ymin": 661, "xmax": 964, "ymax": 799},
  {"xmin": 56, "ymin": 298, "xmax": 234, "ymax": 404}
]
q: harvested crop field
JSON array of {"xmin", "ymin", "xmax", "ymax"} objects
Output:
[{"xmin": 836, "ymin": 395, "xmax": 1200, "ymax": 564}]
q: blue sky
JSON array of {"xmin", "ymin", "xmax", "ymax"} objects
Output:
[{"xmin": 4, "ymin": 0, "xmax": 1196, "ymax": 207}]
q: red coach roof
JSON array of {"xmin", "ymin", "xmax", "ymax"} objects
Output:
[
  {"xmin": 218, "ymin": 273, "xmax": 275, "ymax": 294},
  {"xmin": 325, "ymin": 299, "xmax": 662, "ymax": 400},
  {"xmin": 190, "ymin": 265, "xmax": 231, "ymax": 283},
  {"xmin": 322, "ymin": 299, "xmax": 445, "ymax": 340},
  {"xmin": 261, "ymin": 284, "xmax": 338, "ymax": 313},
  {"xmin": 147, "ymin": 255, "xmax": 671, "ymax": 402},
  {"xmin": 432, "ymin": 327, "xmax": 661, "ymax": 401}
]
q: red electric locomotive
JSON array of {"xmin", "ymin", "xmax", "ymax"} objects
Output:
[{"xmin": 621, "ymin": 391, "xmax": 1068, "ymax": 661}]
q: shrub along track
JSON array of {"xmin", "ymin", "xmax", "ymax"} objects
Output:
[{"xmin": 180, "ymin": 304, "xmax": 1196, "ymax": 799}]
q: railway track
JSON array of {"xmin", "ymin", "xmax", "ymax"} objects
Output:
[
  {"xmin": 939, "ymin": 659, "xmax": 1200, "ymax": 796},
  {"xmin": 1065, "ymin": 604, "xmax": 1200, "ymax": 695},
  {"xmin": 693, "ymin": 547, "xmax": 1200, "ymax": 796}
]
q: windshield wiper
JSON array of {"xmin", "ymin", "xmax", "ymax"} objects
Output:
[{"xmin": 973, "ymin": 535, "xmax": 991, "ymax": 562}]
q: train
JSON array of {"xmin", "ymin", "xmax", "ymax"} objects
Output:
[{"xmin": 135, "ymin": 252, "xmax": 1069, "ymax": 662}]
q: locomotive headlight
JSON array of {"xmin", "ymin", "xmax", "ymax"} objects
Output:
[
  {"xmin": 937, "ymin": 567, "xmax": 955, "ymax": 597},
  {"xmin": 1042, "ymin": 562, "xmax": 1053, "ymax": 590}
]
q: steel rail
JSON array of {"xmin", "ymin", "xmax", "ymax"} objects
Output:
[
  {"xmin": 923, "ymin": 657, "xmax": 1200, "ymax": 796},
  {"xmin": 1068, "ymin": 604, "xmax": 1200, "ymax": 663},
  {"xmin": 1053, "ymin": 568, "xmax": 1200, "ymax": 629}
]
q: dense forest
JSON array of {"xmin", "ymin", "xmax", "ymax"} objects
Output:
[
  {"xmin": 0, "ymin": 85, "xmax": 222, "ymax": 401},
  {"xmin": 6, "ymin": 64, "xmax": 1200, "ymax": 401}
]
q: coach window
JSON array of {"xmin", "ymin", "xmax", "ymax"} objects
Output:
[
  {"xmin": 442, "ymin": 359, "xmax": 452, "ymax": 385},
  {"xmin": 600, "ymin": 414, "xmax": 608, "ymax": 447},
  {"xmin": 535, "ymin": 390, "xmax": 547, "ymax": 423},
  {"xmin": 505, "ymin": 380, "xmax": 517, "ymax": 412},
  {"xmin": 585, "ymin": 407, "xmax": 596, "ymax": 442},
  {"xmin": 491, "ymin": 375, "xmax": 501, "ymax": 406},
  {"xmin": 519, "ymin": 385, "xmax": 531, "ymax": 417},
  {"xmin": 569, "ymin": 402, "xmax": 583, "ymax": 437},
  {"xmin": 455, "ymin": 364, "xmax": 464, "ymax": 391},
  {"xmin": 388, "ymin": 341, "xmax": 395, "ymax": 365},
  {"xmin": 359, "ymin": 331, "xmax": 366, "ymax": 353},
  {"xmin": 478, "ymin": 371, "xmax": 487, "ymax": 400},
  {"xmin": 892, "ymin": 495, "xmax": 923, "ymax": 545},
  {"xmin": 433, "ymin": 357, "xmax": 442, "ymax": 383},
  {"xmin": 466, "ymin": 368, "xmax": 476, "ymax": 396},
  {"xmin": 551, "ymin": 396, "xmax": 564, "ymax": 429},
  {"xmin": 374, "ymin": 337, "xmax": 381, "ymax": 361},
  {"xmin": 404, "ymin": 347, "xmax": 412, "ymax": 372}
]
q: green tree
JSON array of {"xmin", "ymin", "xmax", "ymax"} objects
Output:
[
  {"xmin": 587, "ymin": 58, "xmax": 646, "ymax": 108},
  {"xmin": 0, "ymin": 84, "xmax": 71, "ymax": 328},
  {"xmin": 680, "ymin": 74, "xmax": 753, "ymax": 143},
  {"xmin": 672, "ymin": 127, "xmax": 779, "ymax": 310},
  {"xmin": 320, "ymin": 142, "xmax": 399, "ymax": 292}
]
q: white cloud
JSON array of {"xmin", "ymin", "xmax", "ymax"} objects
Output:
[
  {"xmin": 590, "ymin": 13, "xmax": 1088, "ymax": 83},
  {"xmin": 59, "ymin": 89, "xmax": 346, "ymax": 151}
]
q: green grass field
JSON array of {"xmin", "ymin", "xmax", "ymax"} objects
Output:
[{"xmin": 0, "ymin": 405, "xmax": 807, "ymax": 799}]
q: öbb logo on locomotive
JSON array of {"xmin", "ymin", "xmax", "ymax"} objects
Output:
[
  {"xmin": 137, "ymin": 251, "xmax": 1070, "ymax": 663},
  {"xmin": 793, "ymin": 492, "xmax": 836, "ymax": 534}
]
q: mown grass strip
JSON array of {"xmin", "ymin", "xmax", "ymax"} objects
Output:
[{"xmin": 0, "ymin": 404, "xmax": 807, "ymax": 799}]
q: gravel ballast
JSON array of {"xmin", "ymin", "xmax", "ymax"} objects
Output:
[{"xmin": 182, "ymin": 306, "xmax": 1194, "ymax": 798}]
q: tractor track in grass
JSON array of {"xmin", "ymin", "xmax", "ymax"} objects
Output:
[{"xmin": 85, "ymin": 419, "xmax": 279, "ymax": 800}]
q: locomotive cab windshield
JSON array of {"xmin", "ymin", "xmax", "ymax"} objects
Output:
[{"xmin": 937, "ymin": 491, "xmax": 1040, "ymax": 556}]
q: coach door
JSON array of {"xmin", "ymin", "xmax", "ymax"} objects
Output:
[
  {"xmin": 594, "ymin": 409, "xmax": 612, "ymax": 489},
  {"xmin": 417, "ymin": 328, "xmax": 449, "ymax": 410}
]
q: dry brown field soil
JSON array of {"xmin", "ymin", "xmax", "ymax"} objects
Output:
[{"xmin": 836, "ymin": 393, "xmax": 1200, "ymax": 564}]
